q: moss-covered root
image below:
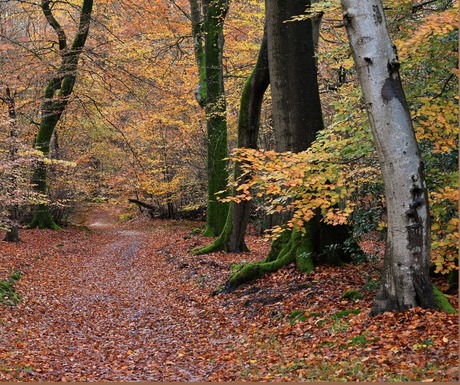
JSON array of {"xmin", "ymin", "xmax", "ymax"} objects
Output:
[
  {"xmin": 192, "ymin": 205, "xmax": 232, "ymax": 255},
  {"xmin": 220, "ymin": 230, "xmax": 315, "ymax": 293},
  {"xmin": 222, "ymin": 249, "xmax": 296, "ymax": 293},
  {"xmin": 29, "ymin": 204, "xmax": 61, "ymax": 230},
  {"xmin": 192, "ymin": 233, "xmax": 226, "ymax": 255},
  {"xmin": 432, "ymin": 284, "xmax": 456, "ymax": 314}
]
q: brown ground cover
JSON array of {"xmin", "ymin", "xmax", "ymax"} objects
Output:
[{"xmin": 0, "ymin": 205, "xmax": 457, "ymax": 381}]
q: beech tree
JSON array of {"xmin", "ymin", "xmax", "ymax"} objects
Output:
[
  {"xmin": 29, "ymin": 0, "xmax": 93, "ymax": 229},
  {"xmin": 190, "ymin": 0, "xmax": 230, "ymax": 236},
  {"xmin": 341, "ymin": 0, "xmax": 436, "ymax": 314},
  {"xmin": 194, "ymin": 27, "xmax": 270, "ymax": 254},
  {"xmin": 1, "ymin": 87, "xmax": 20, "ymax": 242},
  {"xmin": 219, "ymin": 0, "xmax": 358, "ymax": 292}
]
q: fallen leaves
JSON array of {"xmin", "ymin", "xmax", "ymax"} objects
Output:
[{"xmin": 0, "ymin": 207, "xmax": 458, "ymax": 381}]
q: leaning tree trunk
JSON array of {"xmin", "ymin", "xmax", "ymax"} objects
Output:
[
  {"xmin": 194, "ymin": 27, "xmax": 270, "ymax": 255},
  {"xmin": 29, "ymin": 0, "xmax": 93, "ymax": 229},
  {"xmin": 341, "ymin": 0, "xmax": 437, "ymax": 314}
]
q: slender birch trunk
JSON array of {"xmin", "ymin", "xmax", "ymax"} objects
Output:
[{"xmin": 341, "ymin": 0, "xmax": 437, "ymax": 314}]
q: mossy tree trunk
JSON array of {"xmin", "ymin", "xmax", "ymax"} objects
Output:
[
  {"xmin": 222, "ymin": 0, "xmax": 359, "ymax": 292},
  {"xmin": 194, "ymin": 27, "xmax": 270, "ymax": 254},
  {"xmin": 189, "ymin": 0, "xmax": 230, "ymax": 237},
  {"xmin": 2, "ymin": 87, "xmax": 20, "ymax": 242},
  {"xmin": 341, "ymin": 0, "xmax": 437, "ymax": 314},
  {"xmin": 29, "ymin": 0, "xmax": 93, "ymax": 229}
]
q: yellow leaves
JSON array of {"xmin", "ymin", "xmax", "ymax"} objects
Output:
[
  {"xmin": 430, "ymin": 186, "xmax": 459, "ymax": 274},
  {"xmin": 395, "ymin": 5, "xmax": 459, "ymax": 60}
]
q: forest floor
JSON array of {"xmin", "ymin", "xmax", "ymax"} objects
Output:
[{"xmin": 0, "ymin": 204, "xmax": 458, "ymax": 382}]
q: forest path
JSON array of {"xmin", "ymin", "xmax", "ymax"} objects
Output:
[
  {"xmin": 1, "ymin": 205, "xmax": 458, "ymax": 381},
  {"xmin": 1, "ymin": 205, "xmax": 259, "ymax": 381}
]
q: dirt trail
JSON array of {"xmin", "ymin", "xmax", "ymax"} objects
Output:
[
  {"xmin": 1, "ymin": 206, "xmax": 458, "ymax": 382},
  {"xmin": 1, "ymin": 206, "xmax": 251, "ymax": 381}
]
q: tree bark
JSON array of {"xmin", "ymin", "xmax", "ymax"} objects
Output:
[
  {"xmin": 189, "ymin": 0, "xmax": 230, "ymax": 237},
  {"xmin": 3, "ymin": 87, "xmax": 20, "ymax": 242},
  {"xmin": 194, "ymin": 27, "xmax": 270, "ymax": 254},
  {"xmin": 341, "ymin": 0, "xmax": 437, "ymax": 314},
  {"xmin": 220, "ymin": 0, "xmax": 359, "ymax": 292},
  {"xmin": 266, "ymin": 0, "xmax": 323, "ymax": 153},
  {"xmin": 29, "ymin": 0, "xmax": 93, "ymax": 229}
]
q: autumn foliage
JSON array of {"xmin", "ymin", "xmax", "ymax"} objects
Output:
[
  {"xmin": 0, "ymin": 0, "xmax": 458, "ymax": 381},
  {"xmin": 0, "ymin": 208, "xmax": 458, "ymax": 381}
]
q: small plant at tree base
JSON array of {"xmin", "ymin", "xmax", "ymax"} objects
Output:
[{"xmin": 363, "ymin": 279, "xmax": 380, "ymax": 292}]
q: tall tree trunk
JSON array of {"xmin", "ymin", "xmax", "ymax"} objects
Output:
[
  {"xmin": 3, "ymin": 87, "xmax": 20, "ymax": 242},
  {"xmin": 189, "ymin": 0, "xmax": 230, "ymax": 237},
  {"xmin": 341, "ymin": 0, "xmax": 437, "ymax": 314},
  {"xmin": 267, "ymin": 0, "xmax": 323, "ymax": 153},
  {"xmin": 29, "ymin": 0, "xmax": 93, "ymax": 229},
  {"xmin": 221, "ymin": 0, "xmax": 358, "ymax": 292},
  {"xmin": 194, "ymin": 27, "xmax": 270, "ymax": 255}
]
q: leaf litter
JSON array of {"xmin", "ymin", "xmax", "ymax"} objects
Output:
[{"xmin": 0, "ymin": 207, "xmax": 457, "ymax": 381}]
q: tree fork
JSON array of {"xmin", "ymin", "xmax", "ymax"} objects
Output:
[
  {"xmin": 30, "ymin": 0, "xmax": 93, "ymax": 229},
  {"xmin": 194, "ymin": 28, "xmax": 269, "ymax": 254}
]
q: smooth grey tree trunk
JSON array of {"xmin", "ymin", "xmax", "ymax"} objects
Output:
[{"xmin": 341, "ymin": 0, "xmax": 436, "ymax": 314}]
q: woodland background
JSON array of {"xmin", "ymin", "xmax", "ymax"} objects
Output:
[{"xmin": 0, "ymin": 0, "xmax": 458, "ymax": 381}]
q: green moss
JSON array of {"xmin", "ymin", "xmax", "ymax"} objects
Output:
[
  {"xmin": 0, "ymin": 271, "xmax": 22, "ymax": 306},
  {"xmin": 432, "ymin": 284, "xmax": 456, "ymax": 314},
  {"xmin": 342, "ymin": 289, "xmax": 364, "ymax": 301},
  {"xmin": 331, "ymin": 309, "xmax": 361, "ymax": 320}
]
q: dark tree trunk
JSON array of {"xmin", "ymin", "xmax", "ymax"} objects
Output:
[
  {"xmin": 2, "ymin": 87, "xmax": 20, "ymax": 242},
  {"xmin": 266, "ymin": 0, "xmax": 323, "ymax": 153},
  {"xmin": 29, "ymin": 0, "xmax": 93, "ymax": 229},
  {"xmin": 221, "ymin": 0, "xmax": 360, "ymax": 292},
  {"xmin": 194, "ymin": 28, "xmax": 270, "ymax": 255}
]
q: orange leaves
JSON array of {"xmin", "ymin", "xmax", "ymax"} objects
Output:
[
  {"xmin": 223, "ymin": 145, "xmax": 361, "ymax": 238},
  {"xmin": 430, "ymin": 186, "xmax": 459, "ymax": 274},
  {"xmin": 0, "ymin": 211, "xmax": 458, "ymax": 381}
]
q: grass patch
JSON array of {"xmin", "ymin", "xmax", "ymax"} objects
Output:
[{"xmin": 289, "ymin": 310, "xmax": 307, "ymax": 325}]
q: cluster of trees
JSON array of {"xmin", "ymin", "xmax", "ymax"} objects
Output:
[{"xmin": 0, "ymin": 0, "xmax": 457, "ymax": 314}]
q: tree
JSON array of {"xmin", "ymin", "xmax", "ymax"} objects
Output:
[
  {"xmin": 190, "ymin": 0, "xmax": 230, "ymax": 236},
  {"xmin": 29, "ymin": 0, "xmax": 94, "ymax": 229},
  {"xmin": 1, "ymin": 87, "xmax": 20, "ymax": 242},
  {"xmin": 194, "ymin": 27, "xmax": 270, "ymax": 254},
  {"xmin": 340, "ymin": 0, "xmax": 437, "ymax": 314},
  {"xmin": 219, "ymin": 0, "xmax": 358, "ymax": 292}
]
